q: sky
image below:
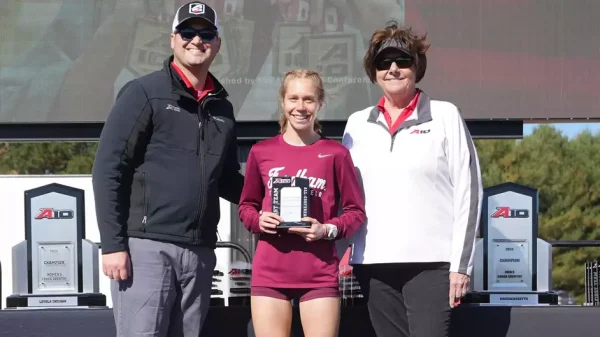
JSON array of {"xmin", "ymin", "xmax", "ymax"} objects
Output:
[{"xmin": 524, "ymin": 123, "xmax": 600, "ymax": 138}]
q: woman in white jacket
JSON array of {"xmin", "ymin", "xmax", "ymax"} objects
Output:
[{"xmin": 342, "ymin": 21, "xmax": 483, "ymax": 337}]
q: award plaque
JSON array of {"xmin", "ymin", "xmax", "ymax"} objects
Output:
[
  {"xmin": 271, "ymin": 23, "xmax": 312, "ymax": 76},
  {"xmin": 37, "ymin": 243, "xmax": 75, "ymax": 291},
  {"xmin": 464, "ymin": 182, "xmax": 558, "ymax": 306},
  {"xmin": 126, "ymin": 18, "xmax": 172, "ymax": 77},
  {"xmin": 306, "ymin": 32, "xmax": 356, "ymax": 118},
  {"xmin": 306, "ymin": 33, "xmax": 355, "ymax": 79},
  {"xmin": 271, "ymin": 176, "xmax": 311, "ymax": 228},
  {"xmin": 491, "ymin": 241, "xmax": 530, "ymax": 287},
  {"xmin": 6, "ymin": 183, "xmax": 106, "ymax": 309}
]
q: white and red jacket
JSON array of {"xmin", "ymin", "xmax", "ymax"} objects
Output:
[{"xmin": 342, "ymin": 91, "xmax": 483, "ymax": 275}]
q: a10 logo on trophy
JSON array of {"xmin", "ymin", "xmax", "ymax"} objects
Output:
[{"xmin": 126, "ymin": 0, "xmax": 254, "ymax": 81}]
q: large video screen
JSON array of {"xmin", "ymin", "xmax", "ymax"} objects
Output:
[{"xmin": 0, "ymin": 0, "xmax": 598, "ymax": 123}]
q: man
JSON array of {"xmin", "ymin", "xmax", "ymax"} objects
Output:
[{"xmin": 92, "ymin": 2, "xmax": 244, "ymax": 336}]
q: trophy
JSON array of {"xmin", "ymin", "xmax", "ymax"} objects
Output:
[
  {"xmin": 211, "ymin": 7, "xmax": 255, "ymax": 80},
  {"xmin": 584, "ymin": 261, "xmax": 599, "ymax": 306},
  {"xmin": 304, "ymin": 4, "xmax": 357, "ymax": 120},
  {"xmin": 271, "ymin": 176, "xmax": 311, "ymax": 228},
  {"xmin": 6, "ymin": 183, "xmax": 105, "ymax": 309},
  {"xmin": 305, "ymin": 32, "xmax": 355, "ymax": 119},
  {"xmin": 272, "ymin": 23, "xmax": 312, "ymax": 76},
  {"xmin": 126, "ymin": 18, "xmax": 173, "ymax": 78},
  {"xmin": 464, "ymin": 182, "xmax": 558, "ymax": 306}
]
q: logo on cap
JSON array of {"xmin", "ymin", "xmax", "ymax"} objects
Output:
[{"xmin": 189, "ymin": 3, "xmax": 205, "ymax": 15}]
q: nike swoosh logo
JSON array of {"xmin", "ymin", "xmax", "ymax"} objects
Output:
[{"xmin": 318, "ymin": 154, "xmax": 333, "ymax": 158}]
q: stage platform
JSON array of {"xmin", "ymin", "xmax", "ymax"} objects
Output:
[{"xmin": 0, "ymin": 305, "xmax": 597, "ymax": 337}]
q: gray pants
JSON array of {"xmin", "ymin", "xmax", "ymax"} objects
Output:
[{"xmin": 111, "ymin": 237, "xmax": 216, "ymax": 337}]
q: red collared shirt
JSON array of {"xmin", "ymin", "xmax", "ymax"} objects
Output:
[
  {"xmin": 171, "ymin": 61, "xmax": 215, "ymax": 101},
  {"xmin": 377, "ymin": 90, "xmax": 421, "ymax": 134}
]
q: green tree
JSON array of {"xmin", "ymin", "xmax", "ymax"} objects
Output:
[{"xmin": 0, "ymin": 142, "xmax": 97, "ymax": 174}]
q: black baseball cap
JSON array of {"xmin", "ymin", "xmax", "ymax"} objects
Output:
[
  {"xmin": 172, "ymin": 2, "xmax": 219, "ymax": 33},
  {"xmin": 375, "ymin": 39, "xmax": 413, "ymax": 59}
]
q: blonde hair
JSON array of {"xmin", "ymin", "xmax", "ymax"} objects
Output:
[{"xmin": 278, "ymin": 69, "xmax": 324, "ymax": 134}]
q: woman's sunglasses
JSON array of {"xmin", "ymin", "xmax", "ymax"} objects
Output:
[
  {"xmin": 178, "ymin": 28, "xmax": 218, "ymax": 42},
  {"xmin": 375, "ymin": 57, "xmax": 414, "ymax": 71}
]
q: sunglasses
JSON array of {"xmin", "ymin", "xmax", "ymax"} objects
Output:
[
  {"xmin": 375, "ymin": 57, "xmax": 414, "ymax": 71},
  {"xmin": 178, "ymin": 28, "xmax": 218, "ymax": 42}
]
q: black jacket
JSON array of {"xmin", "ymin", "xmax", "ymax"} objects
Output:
[{"xmin": 92, "ymin": 56, "xmax": 244, "ymax": 254}]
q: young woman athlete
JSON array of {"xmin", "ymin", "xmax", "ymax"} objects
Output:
[{"xmin": 238, "ymin": 69, "xmax": 366, "ymax": 337}]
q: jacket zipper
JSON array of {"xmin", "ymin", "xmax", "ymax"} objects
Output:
[
  {"xmin": 199, "ymin": 96, "xmax": 217, "ymax": 146},
  {"xmin": 389, "ymin": 128, "xmax": 405, "ymax": 152},
  {"xmin": 194, "ymin": 112, "xmax": 202, "ymax": 243},
  {"xmin": 141, "ymin": 172, "xmax": 147, "ymax": 232},
  {"xmin": 373, "ymin": 121, "xmax": 396, "ymax": 152},
  {"xmin": 171, "ymin": 71, "xmax": 225, "ymax": 244},
  {"xmin": 382, "ymin": 122, "xmax": 408, "ymax": 152},
  {"xmin": 194, "ymin": 93, "xmax": 219, "ymax": 243}
]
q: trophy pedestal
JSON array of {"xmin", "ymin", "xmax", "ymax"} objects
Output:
[
  {"xmin": 462, "ymin": 291, "xmax": 558, "ymax": 306},
  {"xmin": 6, "ymin": 293, "xmax": 106, "ymax": 309}
]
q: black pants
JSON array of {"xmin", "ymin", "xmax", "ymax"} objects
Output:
[{"xmin": 353, "ymin": 262, "xmax": 451, "ymax": 337}]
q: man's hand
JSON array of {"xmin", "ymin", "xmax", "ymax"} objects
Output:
[
  {"xmin": 449, "ymin": 271, "xmax": 470, "ymax": 308},
  {"xmin": 102, "ymin": 251, "xmax": 131, "ymax": 281},
  {"xmin": 287, "ymin": 217, "xmax": 326, "ymax": 242}
]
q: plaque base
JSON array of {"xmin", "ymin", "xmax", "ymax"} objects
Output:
[
  {"xmin": 278, "ymin": 221, "xmax": 312, "ymax": 229},
  {"xmin": 6, "ymin": 293, "xmax": 107, "ymax": 309},
  {"xmin": 461, "ymin": 291, "xmax": 559, "ymax": 306}
]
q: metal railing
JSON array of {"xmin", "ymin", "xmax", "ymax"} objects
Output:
[
  {"xmin": 215, "ymin": 241, "xmax": 252, "ymax": 263},
  {"xmin": 548, "ymin": 240, "xmax": 600, "ymax": 248},
  {"xmin": 546, "ymin": 240, "xmax": 600, "ymax": 307}
]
